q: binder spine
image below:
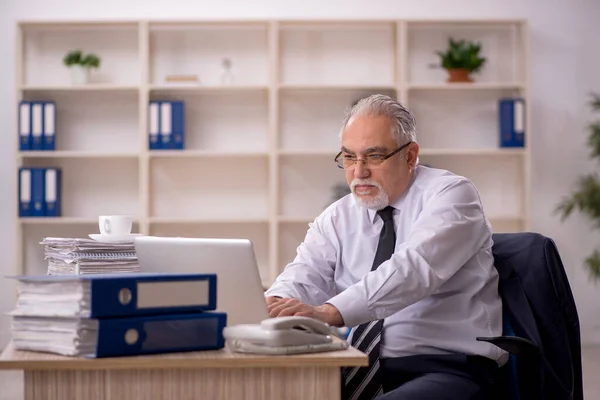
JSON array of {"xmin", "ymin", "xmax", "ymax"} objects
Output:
[
  {"xmin": 44, "ymin": 168, "xmax": 61, "ymax": 217},
  {"xmin": 19, "ymin": 102, "xmax": 31, "ymax": 151},
  {"xmin": 160, "ymin": 101, "xmax": 172, "ymax": 149},
  {"xmin": 43, "ymin": 102, "xmax": 56, "ymax": 151},
  {"xmin": 149, "ymin": 101, "xmax": 161, "ymax": 150},
  {"xmin": 31, "ymin": 167, "xmax": 46, "ymax": 217},
  {"xmin": 18, "ymin": 168, "xmax": 32, "ymax": 217},
  {"xmin": 89, "ymin": 274, "xmax": 218, "ymax": 317},
  {"xmin": 171, "ymin": 101, "xmax": 185, "ymax": 150},
  {"xmin": 31, "ymin": 103, "xmax": 43, "ymax": 151},
  {"xmin": 94, "ymin": 312, "xmax": 227, "ymax": 358}
]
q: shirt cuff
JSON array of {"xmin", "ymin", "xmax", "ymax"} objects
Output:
[{"xmin": 325, "ymin": 285, "xmax": 373, "ymax": 328}]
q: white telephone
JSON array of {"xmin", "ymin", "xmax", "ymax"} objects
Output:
[{"xmin": 223, "ymin": 316, "xmax": 349, "ymax": 355}]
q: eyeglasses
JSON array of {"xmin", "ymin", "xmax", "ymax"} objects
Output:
[{"xmin": 334, "ymin": 141, "xmax": 413, "ymax": 170}]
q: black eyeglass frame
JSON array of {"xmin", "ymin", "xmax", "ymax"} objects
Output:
[{"xmin": 334, "ymin": 141, "xmax": 413, "ymax": 170}]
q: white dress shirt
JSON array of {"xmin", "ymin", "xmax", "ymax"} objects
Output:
[{"xmin": 265, "ymin": 165, "xmax": 507, "ymax": 365}]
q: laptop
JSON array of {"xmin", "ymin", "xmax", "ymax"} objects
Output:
[{"xmin": 134, "ymin": 236, "xmax": 270, "ymax": 326}]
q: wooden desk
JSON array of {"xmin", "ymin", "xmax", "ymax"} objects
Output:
[{"xmin": 0, "ymin": 340, "xmax": 367, "ymax": 400}]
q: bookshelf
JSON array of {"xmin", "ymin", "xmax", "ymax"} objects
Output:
[{"xmin": 14, "ymin": 19, "xmax": 530, "ymax": 287}]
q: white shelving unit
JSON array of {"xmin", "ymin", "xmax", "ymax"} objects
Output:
[{"xmin": 14, "ymin": 19, "xmax": 530, "ymax": 287}]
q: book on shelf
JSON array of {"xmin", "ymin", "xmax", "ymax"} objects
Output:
[
  {"xmin": 9, "ymin": 272, "xmax": 225, "ymax": 358},
  {"xmin": 41, "ymin": 237, "xmax": 139, "ymax": 275},
  {"xmin": 19, "ymin": 100, "xmax": 55, "ymax": 151},
  {"xmin": 149, "ymin": 100, "xmax": 185, "ymax": 150}
]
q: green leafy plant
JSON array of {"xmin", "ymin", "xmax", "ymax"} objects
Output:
[
  {"xmin": 436, "ymin": 37, "xmax": 486, "ymax": 73},
  {"xmin": 63, "ymin": 49, "xmax": 101, "ymax": 69},
  {"xmin": 81, "ymin": 54, "xmax": 100, "ymax": 68},
  {"xmin": 555, "ymin": 92, "xmax": 600, "ymax": 281}
]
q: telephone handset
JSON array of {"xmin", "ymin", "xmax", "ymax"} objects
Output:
[{"xmin": 223, "ymin": 316, "xmax": 336, "ymax": 348}]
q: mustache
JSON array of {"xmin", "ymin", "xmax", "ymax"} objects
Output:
[{"xmin": 351, "ymin": 179, "xmax": 382, "ymax": 191}]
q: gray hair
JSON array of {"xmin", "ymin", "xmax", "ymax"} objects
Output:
[{"xmin": 339, "ymin": 94, "xmax": 417, "ymax": 146}]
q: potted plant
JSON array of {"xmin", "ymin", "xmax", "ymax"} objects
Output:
[
  {"xmin": 63, "ymin": 49, "xmax": 101, "ymax": 84},
  {"xmin": 555, "ymin": 93, "xmax": 600, "ymax": 282},
  {"xmin": 436, "ymin": 38, "xmax": 486, "ymax": 83}
]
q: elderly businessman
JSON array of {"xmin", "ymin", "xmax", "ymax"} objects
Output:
[{"xmin": 264, "ymin": 94, "xmax": 505, "ymax": 400}]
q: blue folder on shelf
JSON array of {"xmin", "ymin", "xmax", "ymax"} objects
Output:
[
  {"xmin": 44, "ymin": 168, "xmax": 61, "ymax": 217},
  {"xmin": 31, "ymin": 167, "xmax": 46, "ymax": 217},
  {"xmin": 149, "ymin": 100, "xmax": 185, "ymax": 150},
  {"xmin": 12, "ymin": 273, "xmax": 218, "ymax": 318},
  {"xmin": 30, "ymin": 102, "xmax": 44, "ymax": 151},
  {"xmin": 499, "ymin": 98, "xmax": 525, "ymax": 147},
  {"xmin": 18, "ymin": 167, "xmax": 62, "ymax": 218},
  {"xmin": 148, "ymin": 101, "xmax": 161, "ymax": 150},
  {"xmin": 18, "ymin": 101, "xmax": 31, "ymax": 151},
  {"xmin": 43, "ymin": 101, "xmax": 56, "ymax": 151},
  {"xmin": 18, "ymin": 167, "xmax": 32, "ymax": 217},
  {"xmin": 19, "ymin": 101, "xmax": 57, "ymax": 151}
]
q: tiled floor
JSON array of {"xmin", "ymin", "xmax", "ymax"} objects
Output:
[{"xmin": 1, "ymin": 346, "xmax": 599, "ymax": 399}]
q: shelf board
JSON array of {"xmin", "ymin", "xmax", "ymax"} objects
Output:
[
  {"xmin": 19, "ymin": 84, "xmax": 140, "ymax": 92},
  {"xmin": 149, "ymin": 84, "xmax": 268, "ymax": 92},
  {"xmin": 19, "ymin": 217, "xmax": 99, "ymax": 225},
  {"xmin": 20, "ymin": 217, "xmax": 143, "ymax": 225},
  {"xmin": 149, "ymin": 217, "xmax": 269, "ymax": 224},
  {"xmin": 149, "ymin": 150, "xmax": 269, "ymax": 158},
  {"xmin": 279, "ymin": 84, "xmax": 396, "ymax": 91},
  {"xmin": 419, "ymin": 148, "xmax": 526, "ymax": 156},
  {"xmin": 407, "ymin": 82, "xmax": 525, "ymax": 90},
  {"xmin": 18, "ymin": 151, "xmax": 139, "ymax": 159}
]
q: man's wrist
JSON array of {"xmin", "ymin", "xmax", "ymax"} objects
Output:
[{"xmin": 317, "ymin": 303, "xmax": 344, "ymax": 327}]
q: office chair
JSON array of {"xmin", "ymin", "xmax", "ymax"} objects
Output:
[{"xmin": 476, "ymin": 232, "xmax": 584, "ymax": 400}]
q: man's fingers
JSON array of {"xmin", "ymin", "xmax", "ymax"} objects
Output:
[
  {"xmin": 276, "ymin": 303, "xmax": 306, "ymax": 317},
  {"xmin": 268, "ymin": 298, "xmax": 298, "ymax": 317},
  {"xmin": 294, "ymin": 311, "xmax": 313, "ymax": 318},
  {"xmin": 267, "ymin": 297, "xmax": 292, "ymax": 313}
]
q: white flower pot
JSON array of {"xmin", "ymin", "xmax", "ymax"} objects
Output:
[{"xmin": 70, "ymin": 66, "xmax": 89, "ymax": 85}]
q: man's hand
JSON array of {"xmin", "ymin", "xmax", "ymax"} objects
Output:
[
  {"xmin": 265, "ymin": 296, "xmax": 282, "ymax": 306},
  {"xmin": 267, "ymin": 297, "xmax": 344, "ymax": 327}
]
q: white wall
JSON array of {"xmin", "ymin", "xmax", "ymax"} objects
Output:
[{"xmin": 0, "ymin": 0, "xmax": 599, "ymax": 349}]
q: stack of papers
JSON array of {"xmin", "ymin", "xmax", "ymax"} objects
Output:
[
  {"xmin": 10, "ymin": 275, "xmax": 100, "ymax": 356},
  {"xmin": 11, "ymin": 316, "xmax": 99, "ymax": 357},
  {"xmin": 41, "ymin": 237, "xmax": 140, "ymax": 275}
]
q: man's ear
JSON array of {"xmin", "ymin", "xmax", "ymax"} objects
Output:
[{"xmin": 406, "ymin": 142, "xmax": 419, "ymax": 169}]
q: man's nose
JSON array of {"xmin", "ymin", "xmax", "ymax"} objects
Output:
[{"xmin": 354, "ymin": 160, "xmax": 370, "ymax": 178}]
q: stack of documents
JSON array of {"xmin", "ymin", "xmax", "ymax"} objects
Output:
[
  {"xmin": 9, "ymin": 273, "xmax": 227, "ymax": 358},
  {"xmin": 41, "ymin": 237, "xmax": 140, "ymax": 275}
]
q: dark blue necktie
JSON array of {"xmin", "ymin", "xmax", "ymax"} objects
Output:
[{"xmin": 342, "ymin": 206, "xmax": 396, "ymax": 399}]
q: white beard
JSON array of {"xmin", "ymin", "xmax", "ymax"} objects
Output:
[{"xmin": 350, "ymin": 178, "xmax": 389, "ymax": 210}]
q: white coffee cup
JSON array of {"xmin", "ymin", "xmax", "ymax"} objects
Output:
[{"xmin": 99, "ymin": 215, "xmax": 133, "ymax": 236}]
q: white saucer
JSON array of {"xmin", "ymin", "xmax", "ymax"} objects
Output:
[{"xmin": 88, "ymin": 233, "xmax": 142, "ymax": 243}]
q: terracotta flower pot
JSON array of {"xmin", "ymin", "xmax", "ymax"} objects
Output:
[{"xmin": 446, "ymin": 68, "xmax": 473, "ymax": 83}]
